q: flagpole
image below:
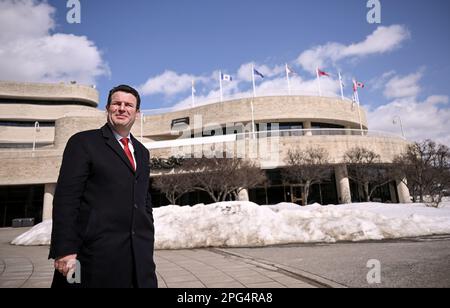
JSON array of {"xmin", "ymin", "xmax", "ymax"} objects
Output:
[
  {"xmin": 338, "ymin": 71, "xmax": 344, "ymax": 100},
  {"xmin": 286, "ymin": 63, "xmax": 291, "ymax": 95},
  {"xmin": 357, "ymin": 95, "xmax": 364, "ymax": 135},
  {"xmin": 249, "ymin": 64, "xmax": 256, "ymax": 139},
  {"xmin": 353, "ymin": 79, "xmax": 364, "ymax": 135},
  {"xmin": 191, "ymin": 79, "xmax": 195, "ymax": 108},
  {"xmin": 316, "ymin": 67, "xmax": 322, "ymax": 97},
  {"xmin": 250, "ymin": 100, "xmax": 256, "ymax": 139},
  {"xmin": 252, "ymin": 64, "xmax": 257, "ymax": 98},
  {"xmin": 219, "ymin": 71, "xmax": 223, "ymax": 102}
]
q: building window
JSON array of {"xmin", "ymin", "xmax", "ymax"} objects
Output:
[{"xmin": 0, "ymin": 121, "xmax": 55, "ymax": 127}]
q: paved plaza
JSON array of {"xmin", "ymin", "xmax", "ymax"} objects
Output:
[{"xmin": 0, "ymin": 228, "xmax": 322, "ymax": 288}]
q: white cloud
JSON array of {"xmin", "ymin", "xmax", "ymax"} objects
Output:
[
  {"xmin": 0, "ymin": 0, "xmax": 108, "ymax": 84},
  {"xmin": 367, "ymin": 96, "xmax": 450, "ymax": 147},
  {"xmin": 383, "ymin": 72, "xmax": 422, "ymax": 99},
  {"xmin": 139, "ymin": 70, "xmax": 209, "ymax": 97},
  {"xmin": 342, "ymin": 25, "xmax": 409, "ymax": 57},
  {"xmin": 237, "ymin": 62, "xmax": 284, "ymax": 82},
  {"xmin": 369, "ymin": 70, "xmax": 396, "ymax": 91},
  {"xmin": 0, "ymin": 0, "xmax": 55, "ymax": 42},
  {"xmin": 254, "ymin": 74, "xmax": 340, "ymax": 97},
  {"xmin": 367, "ymin": 70, "xmax": 450, "ymax": 147},
  {"xmin": 173, "ymin": 74, "xmax": 242, "ymax": 110},
  {"xmin": 173, "ymin": 89, "xmax": 224, "ymax": 111},
  {"xmin": 146, "ymin": 25, "xmax": 410, "ymax": 111},
  {"xmin": 424, "ymin": 95, "xmax": 449, "ymax": 106},
  {"xmin": 172, "ymin": 74, "xmax": 342, "ymax": 111},
  {"xmin": 297, "ymin": 25, "xmax": 410, "ymax": 73}
]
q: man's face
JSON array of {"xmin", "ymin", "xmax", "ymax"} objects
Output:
[{"xmin": 106, "ymin": 91, "xmax": 139, "ymax": 130}]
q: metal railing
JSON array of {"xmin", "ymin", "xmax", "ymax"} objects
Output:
[
  {"xmin": 146, "ymin": 128, "xmax": 407, "ymax": 150},
  {"xmin": 0, "ymin": 129, "xmax": 407, "ymax": 158},
  {"xmin": 251, "ymin": 128, "xmax": 406, "ymax": 139}
]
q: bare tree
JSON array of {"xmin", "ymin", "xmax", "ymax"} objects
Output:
[
  {"xmin": 230, "ymin": 161, "xmax": 267, "ymax": 200},
  {"xmin": 182, "ymin": 155, "xmax": 266, "ymax": 202},
  {"xmin": 282, "ymin": 147, "xmax": 332, "ymax": 205},
  {"xmin": 152, "ymin": 173, "xmax": 193, "ymax": 205},
  {"xmin": 393, "ymin": 140, "xmax": 450, "ymax": 207},
  {"xmin": 344, "ymin": 147, "xmax": 393, "ymax": 202}
]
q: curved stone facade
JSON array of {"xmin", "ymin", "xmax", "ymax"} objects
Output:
[
  {"xmin": 0, "ymin": 81, "xmax": 410, "ymax": 226},
  {"xmin": 0, "ymin": 81, "xmax": 99, "ymax": 107},
  {"xmin": 53, "ymin": 116, "xmax": 106, "ymax": 149},
  {"xmin": 143, "ymin": 96, "xmax": 368, "ymax": 138},
  {"xmin": 0, "ymin": 81, "xmax": 100, "ymax": 147}
]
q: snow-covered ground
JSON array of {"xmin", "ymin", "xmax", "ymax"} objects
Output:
[{"xmin": 11, "ymin": 201, "xmax": 450, "ymax": 249}]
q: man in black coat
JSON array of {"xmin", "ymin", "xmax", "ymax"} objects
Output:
[{"xmin": 49, "ymin": 85, "xmax": 157, "ymax": 288}]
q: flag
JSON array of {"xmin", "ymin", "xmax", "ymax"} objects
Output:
[
  {"xmin": 317, "ymin": 68, "xmax": 330, "ymax": 77},
  {"xmin": 286, "ymin": 65, "xmax": 297, "ymax": 75},
  {"xmin": 353, "ymin": 80, "xmax": 364, "ymax": 92},
  {"xmin": 253, "ymin": 68, "xmax": 264, "ymax": 79},
  {"xmin": 191, "ymin": 80, "xmax": 196, "ymax": 94},
  {"xmin": 221, "ymin": 73, "xmax": 232, "ymax": 81}
]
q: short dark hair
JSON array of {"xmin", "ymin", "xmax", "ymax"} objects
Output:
[{"xmin": 107, "ymin": 84, "xmax": 141, "ymax": 110}]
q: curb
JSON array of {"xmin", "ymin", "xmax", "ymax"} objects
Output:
[{"xmin": 212, "ymin": 248, "xmax": 347, "ymax": 289}]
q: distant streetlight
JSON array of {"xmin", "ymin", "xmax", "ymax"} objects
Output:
[
  {"xmin": 32, "ymin": 121, "xmax": 40, "ymax": 155},
  {"xmin": 392, "ymin": 115, "xmax": 405, "ymax": 138}
]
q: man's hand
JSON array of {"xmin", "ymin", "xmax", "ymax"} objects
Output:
[{"xmin": 54, "ymin": 254, "xmax": 77, "ymax": 277}]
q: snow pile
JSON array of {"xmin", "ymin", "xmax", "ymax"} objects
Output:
[
  {"xmin": 11, "ymin": 219, "xmax": 52, "ymax": 246},
  {"xmin": 11, "ymin": 201, "xmax": 450, "ymax": 249}
]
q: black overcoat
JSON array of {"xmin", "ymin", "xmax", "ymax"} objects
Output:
[{"xmin": 49, "ymin": 124, "xmax": 157, "ymax": 288}]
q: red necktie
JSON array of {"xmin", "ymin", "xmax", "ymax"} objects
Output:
[{"xmin": 120, "ymin": 138, "xmax": 136, "ymax": 170}]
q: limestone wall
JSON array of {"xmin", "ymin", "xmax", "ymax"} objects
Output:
[
  {"xmin": 0, "ymin": 81, "xmax": 99, "ymax": 107},
  {"xmin": 0, "ymin": 134, "xmax": 408, "ymax": 186},
  {"xmin": 142, "ymin": 96, "xmax": 368, "ymax": 137}
]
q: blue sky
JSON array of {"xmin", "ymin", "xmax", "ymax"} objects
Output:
[{"xmin": 1, "ymin": 0, "xmax": 449, "ymax": 144}]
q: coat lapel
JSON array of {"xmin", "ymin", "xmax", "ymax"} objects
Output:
[{"xmin": 102, "ymin": 124, "xmax": 136, "ymax": 174}]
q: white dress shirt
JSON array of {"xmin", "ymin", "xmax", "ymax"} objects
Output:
[{"xmin": 111, "ymin": 129, "xmax": 137, "ymax": 170}]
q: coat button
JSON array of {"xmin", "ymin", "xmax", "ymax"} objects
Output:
[
  {"xmin": 134, "ymin": 204, "xmax": 138, "ymax": 209},
  {"xmin": 132, "ymin": 230, "xmax": 136, "ymax": 236}
]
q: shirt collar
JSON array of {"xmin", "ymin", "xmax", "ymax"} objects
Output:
[{"xmin": 111, "ymin": 128, "xmax": 131, "ymax": 143}]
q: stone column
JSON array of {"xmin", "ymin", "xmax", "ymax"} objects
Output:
[
  {"xmin": 303, "ymin": 121, "xmax": 312, "ymax": 136},
  {"xmin": 389, "ymin": 182, "xmax": 398, "ymax": 203},
  {"xmin": 238, "ymin": 188, "xmax": 249, "ymax": 202},
  {"xmin": 345, "ymin": 126, "xmax": 352, "ymax": 136},
  {"xmin": 42, "ymin": 183, "xmax": 56, "ymax": 221},
  {"xmin": 335, "ymin": 165, "xmax": 352, "ymax": 204},
  {"xmin": 396, "ymin": 180, "xmax": 411, "ymax": 204}
]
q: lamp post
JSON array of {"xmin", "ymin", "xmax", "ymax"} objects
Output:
[
  {"xmin": 393, "ymin": 115, "xmax": 405, "ymax": 138},
  {"xmin": 32, "ymin": 121, "xmax": 40, "ymax": 156},
  {"xmin": 140, "ymin": 114, "xmax": 145, "ymax": 143}
]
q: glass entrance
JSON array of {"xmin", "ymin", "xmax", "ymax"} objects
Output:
[{"xmin": 290, "ymin": 185, "xmax": 304, "ymax": 206}]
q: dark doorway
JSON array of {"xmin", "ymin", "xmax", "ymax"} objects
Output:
[
  {"xmin": 290, "ymin": 185, "xmax": 304, "ymax": 205},
  {"xmin": 0, "ymin": 185, "xmax": 44, "ymax": 227}
]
